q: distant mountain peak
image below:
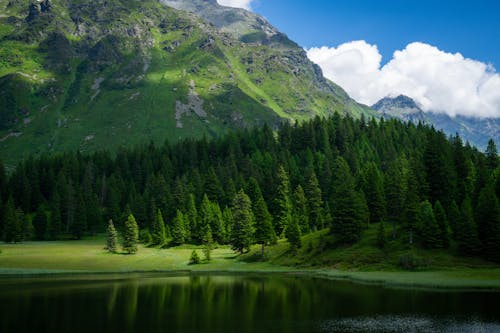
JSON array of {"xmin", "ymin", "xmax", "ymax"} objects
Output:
[{"xmin": 372, "ymin": 95, "xmax": 422, "ymax": 112}]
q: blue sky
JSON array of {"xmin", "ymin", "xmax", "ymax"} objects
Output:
[
  {"xmin": 251, "ymin": 0, "xmax": 500, "ymax": 69},
  {"xmin": 219, "ymin": 0, "xmax": 500, "ymax": 117}
]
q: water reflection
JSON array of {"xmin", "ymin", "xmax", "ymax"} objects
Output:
[{"xmin": 0, "ymin": 274, "xmax": 498, "ymax": 333}]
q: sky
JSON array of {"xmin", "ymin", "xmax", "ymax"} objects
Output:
[{"xmin": 217, "ymin": 0, "xmax": 500, "ymax": 118}]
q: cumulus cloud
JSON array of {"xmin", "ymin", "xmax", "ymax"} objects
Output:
[
  {"xmin": 307, "ymin": 41, "xmax": 500, "ymax": 118},
  {"xmin": 217, "ymin": 0, "xmax": 253, "ymax": 10}
]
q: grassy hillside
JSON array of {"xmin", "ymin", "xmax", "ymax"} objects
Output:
[{"xmin": 0, "ymin": 0, "xmax": 375, "ymax": 166}]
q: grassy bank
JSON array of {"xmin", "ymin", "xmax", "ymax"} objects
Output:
[{"xmin": 1, "ymin": 235, "xmax": 500, "ymax": 290}]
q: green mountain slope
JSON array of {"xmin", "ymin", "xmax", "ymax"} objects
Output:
[{"xmin": 0, "ymin": 0, "xmax": 373, "ymax": 166}]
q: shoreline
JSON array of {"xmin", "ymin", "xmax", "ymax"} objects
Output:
[{"xmin": 1, "ymin": 267, "xmax": 500, "ymax": 291}]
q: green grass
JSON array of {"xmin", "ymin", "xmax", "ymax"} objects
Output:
[{"xmin": 1, "ymin": 231, "xmax": 500, "ymax": 289}]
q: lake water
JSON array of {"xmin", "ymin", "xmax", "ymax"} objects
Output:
[{"xmin": 0, "ymin": 273, "xmax": 499, "ymax": 333}]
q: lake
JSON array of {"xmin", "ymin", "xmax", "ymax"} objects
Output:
[{"xmin": 0, "ymin": 273, "xmax": 499, "ymax": 333}]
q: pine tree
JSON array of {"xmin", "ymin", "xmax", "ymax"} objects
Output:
[
  {"xmin": 360, "ymin": 163, "xmax": 386, "ymax": 223},
  {"xmin": 417, "ymin": 201, "xmax": 441, "ymax": 249},
  {"xmin": 447, "ymin": 200, "xmax": 461, "ymax": 241},
  {"xmin": 331, "ymin": 157, "xmax": 365, "ymax": 244},
  {"xmin": 122, "ymin": 214, "xmax": 139, "ymax": 254},
  {"xmin": 253, "ymin": 193, "xmax": 276, "ymax": 257},
  {"xmin": 456, "ymin": 198, "xmax": 481, "ymax": 256},
  {"xmin": 385, "ymin": 161, "xmax": 406, "ymax": 239},
  {"xmin": 171, "ymin": 210, "xmax": 186, "ymax": 246},
  {"xmin": 293, "ymin": 185, "xmax": 309, "ymax": 234},
  {"xmin": 106, "ymin": 219, "xmax": 118, "ymax": 253},
  {"xmin": 433, "ymin": 201, "xmax": 450, "ymax": 248},
  {"xmin": 3, "ymin": 198, "xmax": 22, "ymax": 243},
  {"xmin": 189, "ymin": 250, "xmax": 201, "ymax": 265},
  {"xmin": 33, "ymin": 206, "xmax": 48, "ymax": 241},
  {"xmin": 275, "ymin": 166, "xmax": 292, "ymax": 237},
  {"xmin": 231, "ymin": 190, "xmax": 254, "ymax": 254},
  {"xmin": 376, "ymin": 222, "xmax": 387, "ymax": 249},
  {"xmin": 201, "ymin": 224, "xmax": 214, "ymax": 261},
  {"xmin": 186, "ymin": 194, "xmax": 198, "ymax": 242},
  {"xmin": 305, "ymin": 172, "xmax": 324, "ymax": 230},
  {"xmin": 475, "ymin": 186, "xmax": 500, "ymax": 262},
  {"xmin": 486, "ymin": 139, "xmax": 499, "ymax": 171},
  {"xmin": 71, "ymin": 193, "xmax": 87, "ymax": 240},
  {"xmin": 151, "ymin": 209, "xmax": 167, "ymax": 246},
  {"xmin": 286, "ymin": 215, "xmax": 302, "ymax": 252}
]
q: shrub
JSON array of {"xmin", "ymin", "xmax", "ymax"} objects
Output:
[{"xmin": 190, "ymin": 250, "xmax": 201, "ymax": 265}]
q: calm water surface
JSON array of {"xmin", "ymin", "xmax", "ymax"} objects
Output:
[{"xmin": 0, "ymin": 273, "xmax": 499, "ymax": 333}]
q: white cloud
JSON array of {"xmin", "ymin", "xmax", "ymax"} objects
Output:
[
  {"xmin": 307, "ymin": 41, "xmax": 500, "ymax": 118},
  {"xmin": 217, "ymin": 0, "xmax": 253, "ymax": 10}
]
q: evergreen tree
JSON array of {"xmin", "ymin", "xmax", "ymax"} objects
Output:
[
  {"xmin": 360, "ymin": 163, "xmax": 386, "ymax": 223},
  {"xmin": 171, "ymin": 210, "xmax": 186, "ymax": 246},
  {"xmin": 189, "ymin": 250, "xmax": 201, "ymax": 265},
  {"xmin": 385, "ymin": 161, "xmax": 406, "ymax": 239},
  {"xmin": 3, "ymin": 198, "xmax": 23, "ymax": 243},
  {"xmin": 122, "ymin": 214, "xmax": 139, "ymax": 254},
  {"xmin": 456, "ymin": 198, "xmax": 481, "ymax": 256},
  {"xmin": 71, "ymin": 193, "xmax": 87, "ymax": 240},
  {"xmin": 305, "ymin": 172, "xmax": 324, "ymax": 230},
  {"xmin": 433, "ymin": 201, "xmax": 450, "ymax": 248},
  {"xmin": 293, "ymin": 185, "xmax": 309, "ymax": 234},
  {"xmin": 448, "ymin": 200, "xmax": 461, "ymax": 240},
  {"xmin": 201, "ymin": 224, "xmax": 214, "ymax": 261},
  {"xmin": 286, "ymin": 215, "xmax": 302, "ymax": 252},
  {"xmin": 376, "ymin": 222, "xmax": 387, "ymax": 249},
  {"xmin": 33, "ymin": 206, "xmax": 48, "ymax": 241},
  {"xmin": 186, "ymin": 194, "xmax": 198, "ymax": 242},
  {"xmin": 47, "ymin": 192, "xmax": 62, "ymax": 240},
  {"xmin": 475, "ymin": 186, "xmax": 500, "ymax": 262},
  {"xmin": 275, "ymin": 166, "xmax": 292, "ymax": 237},
  {"xmin": 106, "ymin": 219, "xmax": 118, "ymax": 253},
  {"xmin": 231, "ymin": 190, "xmax": 254, "ymax": 254},
  {"xmin": 417, "ymin": 201, "xmax": 441, "ymax": 249},
  {"xmin": 331, "ymin": 157, "xmax": 365, "ymax": 244},
  {"xmin": 403, "ymin": 167, "xmax": 420, "ymax": 245},
  {"xmin": 253, "ymin": 193, "xmax": 276, "ymax": 257},
  {"xmin": 486, "ymin": 139, "xmax": 499, "ymax": 171},
  {"xmin": 151, "ymin": 209, "xmax": 167, "ymax": 246}
]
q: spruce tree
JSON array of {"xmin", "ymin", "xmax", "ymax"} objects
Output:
[
  {"xmin": 186, "ymin": 194, "xmax": 198, "ymax": 242},
  {"xmin": 286, "ymin": 216, "xmax": 302, "ymax": 252},
  {"xmin": 33, "ymin": 206, "xmax": 48, "ymax": 241},
  {"xmin": 293, "ymin": 185, "xmax": 309, "ymax": 234},
  {"xmin": 3, "ymin": 198, "xmax": 22, "ymax": 243},
  {"xmin": 275, "ymin": 166, "xmax": 292, "ymax": 237},
  {"xmin": 122, "ymin": 214, "xmax": 139, "ymax": 254},
  {"xmin": 151, "ymin": 209, "xmax": 167, "ymax": 246},
  {"xmin": 201, "ymin": 224, "xmax": 214, "ymax": 261},
  {"xmin": 171, "ymin": 210, "xmax": 186, "ymax": 246},
  {"xmin": 417, "ymin": 201, "xmax": 441, "ymax": 249},
  {"xmin": 106, "ymin": 219, "xmax": 118, "ymax": 253},
  {"xmin": 360, "ymin": 163, "xmax": 386, "ymax": 223},
  {"xmin": 305, "ymin": 172, "xmax": 324, "ymax": 230},
  {"xmin": 486, "ymin": 139, "xmax": 499, "ymax": 171},
  {"xmin": 230, "ymin": 190, "xmax": 254, "ymax": 254},
  {"xmin": 457, "ymin": 198, "xmax": 481, "ymax": 256},
  {"xmin": 331, "ymin": 157, "xmax": 364, "ymax": 244},
  {"xmin": 71, "ymin": 193, "xmax": 87, "ymax": 240},
  {"xmin": 433, "ymin": 201, "xmax": 450, "ymax": 248},
  {"xmin": 475, "ymin": 186, "xmax": 500, "ymax": 262},
  {"xmin": 253, "ymin": 193, "xmax": 276, "ymax": 257},
  {"xmin": 376, "ymin": 222, "xmax": 387, "ymax": 249},
  {"xmin": 447, "ymin": 200, "xmax": 461, "ymax": 241}
]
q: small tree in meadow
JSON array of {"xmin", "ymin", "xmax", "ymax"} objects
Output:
[
  {"xmin": 123, "ymin": 214, "xmax": 139, "ymax": 254},
  {"xmin": 106, "ymin": 219, "xmax": 118, "ymax": 253}
]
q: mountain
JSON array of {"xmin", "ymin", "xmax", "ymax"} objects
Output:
[
  {"xmin": 0, "ymin": 0, "xmax": 374, "ymax": 166},
  {"xmin": 372, "ymin": 95, "xmax": 500, "ymax": 150}
]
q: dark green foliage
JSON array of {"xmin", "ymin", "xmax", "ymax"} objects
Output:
[
  {"xmin": 189, "ymin": 250, "xmax": 201, "ymax": 265},
  {"xmin": 293, "ymin": 185, "xmax": 309, "ymax": 234},
  {"xmin": 1, "ymin": 113, "xmax": 499, "ymax": 262},
  {"xmin": 106, "ymin": 220, "xmax": 118, "ymax": 253},
  {"xmin": 457, "ymin": 198, "xmax": 481, "ymax": 256},
  {"xmin": 140, "ymin": 228, "xmax": 152, "ymax": 245},
  {"xmin": 286, "ymin": 216, "xmax": 302, "ymax": 252},
  {"xmin": 360, "ymin": 163, "xmax": 386, "ymax": 223},
  {"xmin": 3, "ymin": 198, "xmax": 23, "ymax": 243},
  {"xmin": 417, "ymin": 201, "xmax": 441, "ymax": 249},
  {"xmin": 122, "ymin": 214, "xmax": 139, "ymax": 254},
  {"xmin": 275, "ymin": 166, "xmax": 292, "ymax": 237},
  {"xmin": 486, "ymin": 139, "xmax": 499, "ymax": 171},
  {"xmin": 331, "ymin": 157, "xmax": 365, "ymax": 244},
  {"xmin": 171, "ymin": 210, "xmax": 187, "ymax": 246},
  {"xmin": 33, "ymin": 206, "xmax": 48, "ymax": 240},
  {"xmin": 151, "ymin": 209, "xmax": 167, "ymax": 246},
  {"xmin": 202, "ymin": 226, "xmax": 214, "ymax": 261},
  {"xmin": 433, "ymin": 201, "xmax": 450, "ymax": 248},
  {"xmin": 231, "ymin": 190, "xmax": 254, "ymax": 254},
  {"xmin": 376, "ymin": 222, "xmax": 387, "ymax": 249},
  {"xmin": 305, "ymin": 172, "xmax": 324, "ymax": 230},
  {"xmin": 475, "ymin": 186, "xmax": 500, "ymax": 262},
  {"xmin": 253, "ymin": 192, "xmax": 276, "ymax": 257}
]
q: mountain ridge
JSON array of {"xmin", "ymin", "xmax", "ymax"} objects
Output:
[
  {"xmin": 372, "ymin": 95, "xmax": 500, "ymax": 149},
  {"xmin": 0, "ymin": 0, "xmax": 374, "ymax": 165}
]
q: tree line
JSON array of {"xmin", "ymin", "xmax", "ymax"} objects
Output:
[{"xmin": 1, "ymin": 114, "xmax": 500, "ymax": 262}]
